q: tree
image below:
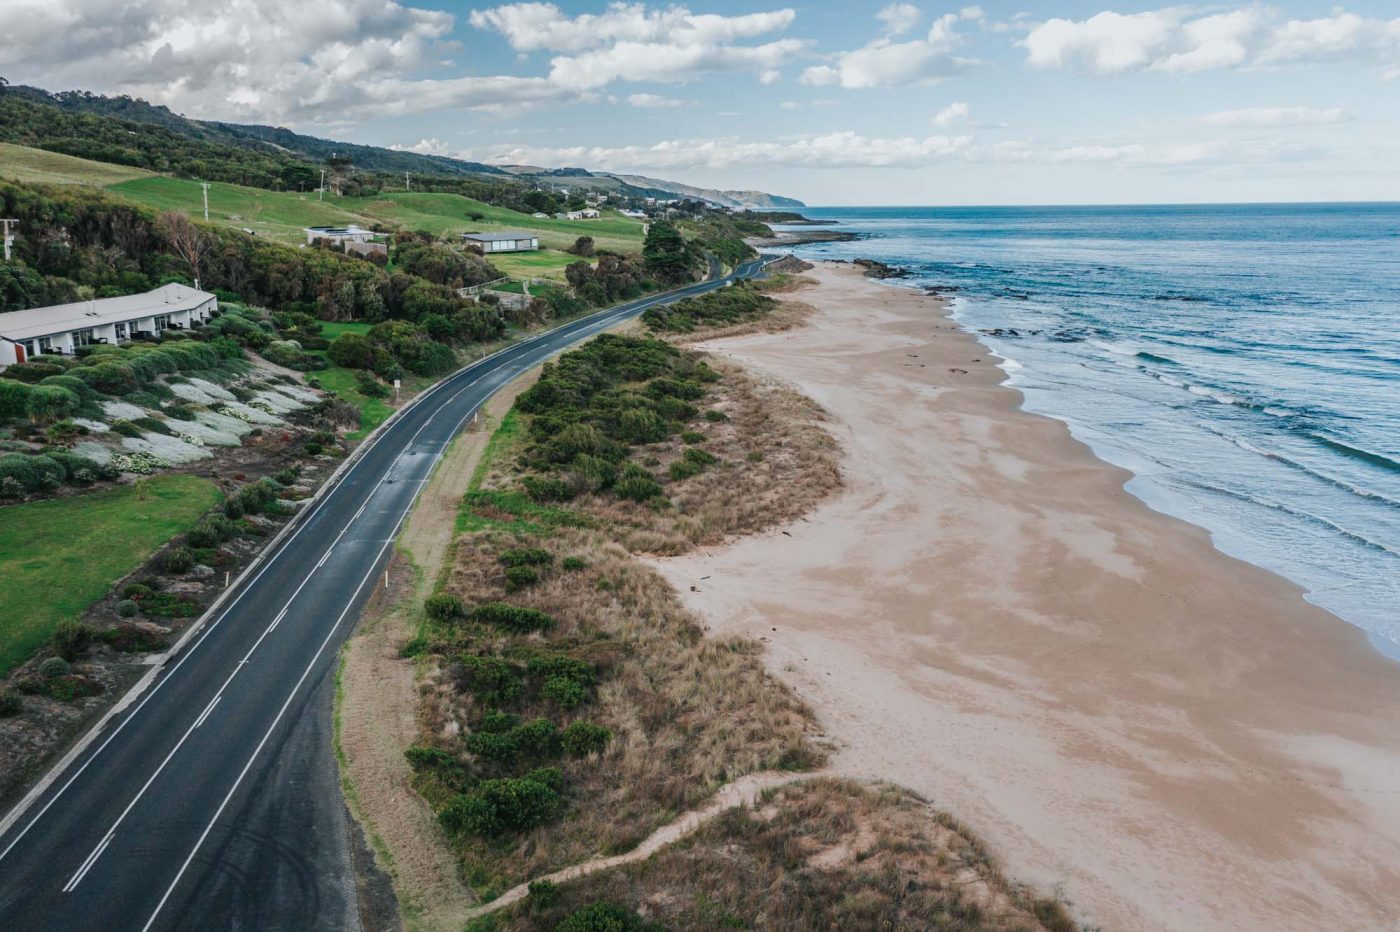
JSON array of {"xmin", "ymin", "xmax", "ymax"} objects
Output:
[
  {"xmin": 327, "ymin": 332, "xmax": 374, "ymax": 369},
  {"xmin": 567, "ymin": 235, "xmax": 595, "ymax": 257},
  {"xmin": 157, "ymin": 211, "xmax": 212, "ymax": 288},
  {"xmin": 641, "ymin": 221, "xmax": 691, "ymax": 283}
]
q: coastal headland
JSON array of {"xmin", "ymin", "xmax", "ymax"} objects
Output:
[{"xmin": 655, "ymin": 262, "xmax": 1400, "ymax": 931}]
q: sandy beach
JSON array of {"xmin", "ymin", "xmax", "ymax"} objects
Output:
[{"xmin": 654, "ymin": 263, "xmax": 1400, "ymax": 931}]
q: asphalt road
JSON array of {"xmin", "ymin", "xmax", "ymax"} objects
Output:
[{"xmin": 0, "ymin": 256, "xmax": 773, "ymax": 931}]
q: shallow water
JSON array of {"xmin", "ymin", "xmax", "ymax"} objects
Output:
[{"xmin": 779, "ymin": 203, "xmax": 1400, "ymax": 651}]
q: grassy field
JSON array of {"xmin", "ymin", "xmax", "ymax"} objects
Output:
[
  {"xmin": 489, "ymin": 250, "xmax": 584, "ymax": 281},
  {"xmin": 344, "ymin": 193, "xmax": 646, "ymax": 253},
  {"xmin": 107, "ymin": 176, "xmax": 366, "ymax": 243},
  {"xmin": 0, "ymin": 143, "xmax": 153, "ymax": 187},
  {"xmin": 319, "ymin": 321, "xmax": 373, "ymax": 339},
  {"xmin": 312, "ymin": 365, "xmax": 396, "ymax": 441},
  {"xmin": 0, "ymin": 475, "xmax": 223, "ymax": 676}
]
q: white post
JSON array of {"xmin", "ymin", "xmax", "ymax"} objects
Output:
[
  {"xmin": 225, "ymin": 571, "xmax": 230, "ymax": 587},
  {"xmin": 0, "ymin": 219, "xmax": 16, "ymax": 261},
  {"xmin": 319, "ymin": 169, "xmax": 326, "ymax": 202},
  {"xmin": 405, "ymin": 171, "xmax": 410, "ymax": 192},
  {"xmin": 201, "ymin": 182, "xmax": 210, "ymax": 221}
]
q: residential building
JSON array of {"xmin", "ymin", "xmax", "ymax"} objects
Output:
[
  {"xmin": 565, "ymin": 209, "xmax": 601, "ymax": 220},
  {"xmin": 0, "ymin": 283, "xmax": 218, "ymax": 367},
  {"xmin": 304, "ymin": 225, "xmax": 377, "ymax": 246},
  {"xmin": 461, "ymin": 231, "xmax": 540, "ymax": 253}
]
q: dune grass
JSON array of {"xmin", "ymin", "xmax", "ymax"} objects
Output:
[
  {"xmin": 0, "ymin": 475, "xmax": 222, "ymax": 675},
  {"xmin": 0, "ymin": 143, "xmax": 154, "ymax": 187}
]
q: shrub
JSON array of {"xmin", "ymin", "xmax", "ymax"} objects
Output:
[
  {"xmin": 557, "ymin": 902, "xmax": 662, "ymax": 932},
  {"xmin": 684, "ymin": 447, "xmax": 718, "ymax": 466},
  {"xmin": 561, "ymin": 556, "xmax": 587, "ymax": 571},
  {"xmin": 614, "ymin": 473, "xmax": 662, "ymax": 502},
  {"xmin": 499, "ymin": 548, "xmax": 553, "ymax": 568},
  {"xmin": 527, "ymin": 880, "xmax": 560, "ymax": 910},
  {"xmin": 122, "ymin": 582, "xmax": 156, "ymax": 601},
  {"xmin": 355, "ymin": 371, "xmax": 389, "ymax": 398},
  {"xmin": 471, "ymin": 602, "xmax": 555, "ymax": 633},
  {"xmin": 680, "ymin": 430, "xmax": 705, "ymax": 444},
  {"xmin": 504, "ymin": 565, "xmax": 539, "ymax": 592},
  {"xmin": 47, "ymin": 451, "xmax": 116, "ymax": 485},
  {"xmin": 186, "ymin": 513, "xmax": 235, "ymax": 548},
  {"xmin": 0, "ymin": 453, "xmax": 66, "ymax": 494},
  {"xmin": 561, "ymin": 721, "xmax": 612, "ymax": 757},
  {"xmin": 52, "ymin": 620, "xmax": 93, "ymax": 661},
  {"xmin": 465, "ymin": 730, "xmax": 521, "ymax": 762},
  {"xmin": 161, "ymin": 545, "xmax": 195, "ymax": 574},
  {"xmin": 668, "ymin": 458, "xmax": 701, "ymax": 481},
  {"xmin": 0, "ymin": 689, "xmax": 21, "ymax": 717},
  {"xmin": 116, "ymin": 599, "xmax": 140, "ymax": 618},
  {"xmin": 141, "ymin": 592, "xmax": 202, "ymax": 618},
  {"xmin": 521, "ymin": 476, "xmax": 575, "ymax": 503},
  {"xmin": 39, "ymin": 656, "xmax": 71, "ymax": 679},
  {"xmin": 424, "ymin": 593, "xmax": 466, "ymax": 622},
  {"xmin": 439, "ymin": 768, "xmax": 564, "ymax": 838},
  {"xmin": 541, "ymin": 676, "xmax": 587, "ymax": 709},
  {"xmin": 703, "ymin": 409, "xmax": 728, "ymax": 422},
  {"xmin": 109, "ymin": 419, "xmax": 147, "ymax": 439},
  {"xmin": 448, "ymin": 655, "xmax": 524, "ymax": 704},
  {"xmin": 98, "ymin": 624, "xmax": 168, "ymax": 653}
]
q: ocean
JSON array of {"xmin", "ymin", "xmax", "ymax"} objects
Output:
[{"xmin": 775, "ymin": 203, "xmax": 1400, "ymax": 655}]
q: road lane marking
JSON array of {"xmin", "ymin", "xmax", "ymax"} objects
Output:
[
  {"xmin": 62, "ymin": 832, "xmax": 112, "ymax": 893},
  {"xmin": 192, "ymin": 697, "xmax": 220, "ymax": 730}
]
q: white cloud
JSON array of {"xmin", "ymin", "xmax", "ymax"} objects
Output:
[
  {"xmin": 876, "ymin": 3, "xmax": 921, "ymax": 37},
  {"xmin": 471, "ymin": 3, "xmax": 805, "ymax": 88},
  {"xmin": 484, "ymin": 131, "xmax": 1234, "ymax": 173},
  {"xmin": 627, "ymin": 93, "xmax": 685, "ymax": 108},
  {"xmin": 801, "ymin": 8, "xmax": 979, "ymax": 89},
  {"xmin": 933, "ymin": 101, "xmax": 969, "ymax": 126},
  {"xmin": 1199, "ymin": 106, "xmax": 1351, "ymax": 127},
  {"xmin": 389, "ymin": 138, "xmax": 452, "ymax": 155},
  {"xmin": 1023, "ymin": 6, "xmax": 1400, "ymax": 77}
]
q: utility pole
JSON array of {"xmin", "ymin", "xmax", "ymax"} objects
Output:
[
  {"xmin": 200, "ymin": 182, "xmax": 210, "ymax": 221},
  {"xmin": 405, "ymin": 171, "xmax": 411, "ymax": 192},
  {"xmin": 319, "ymin": 169, "xmax": 327, "ymax": 201},
  {"xmin": 0, "ymin": 219, "xmax": 16, "ymax": 261}
]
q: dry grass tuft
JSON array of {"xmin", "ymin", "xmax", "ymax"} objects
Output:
[{"xmin": 486, "ymin": 778, "xmax": 1079, "ymax": 930}]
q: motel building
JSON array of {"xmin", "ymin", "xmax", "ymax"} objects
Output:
[
  {"xmin": 461, "ymin": 231, "xmax": 540, "ymax": 254},
  {"xmin": 0, "ymin": 283, "xmax": 218, "ymax": 367}
]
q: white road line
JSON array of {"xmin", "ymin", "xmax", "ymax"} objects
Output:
[
  {"xmin": 192, "ymin": 697, "xmax": 220, "ymax": 730},
  {"xmin": 62, "ymin": 832, "xmax": 112, "ymax": 893}
]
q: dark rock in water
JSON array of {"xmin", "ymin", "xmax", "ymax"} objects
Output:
[
  {"xmin": 923, "ymin": 285, "xmax": 962, "ymax": 295},
  {"xmin": 980, "ymin": 328, "xmax": 1023, "ymax": 338},
  {"xmin": 853, "ymin": 258, "xmax": 909, "ymax": 279}
]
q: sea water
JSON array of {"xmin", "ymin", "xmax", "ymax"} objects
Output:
[{"xmin": 778, "ymin": 203, "xmax": 1400, "ymax": 653}]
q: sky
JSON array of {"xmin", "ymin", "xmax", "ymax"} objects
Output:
[{"xmin": 2, "ymin": 1, "xmax": 1399, "ymax": 205}]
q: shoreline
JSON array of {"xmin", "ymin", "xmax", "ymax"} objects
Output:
[{"xmin": 654, "ymin": 262, "xmax": 1400, "ymax": 930}]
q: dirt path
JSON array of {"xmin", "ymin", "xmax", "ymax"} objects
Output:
[
  {"xmin": 337, "ymin": 376, "xmax": 536, "ymax": 932},
  {"xmin": 462, "ymin": 770, "xmax": 813, "ymax": 921}
]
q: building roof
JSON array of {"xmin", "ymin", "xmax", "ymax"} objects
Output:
[
  {"xmin": 305, "ymin": 225, "xmax": 375, "ymax": 237},
  {"xmin": 0, "ymin": 283, "xmax": 215, "ymax": 341},
  {"xmin": 461, "ymin": 231, "xmax": 538, "ymax": 242}
]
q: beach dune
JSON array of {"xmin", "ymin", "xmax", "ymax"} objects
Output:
[{"xmin": 654, "ymin": 264, "xmax": 1400, "ymax": 931}]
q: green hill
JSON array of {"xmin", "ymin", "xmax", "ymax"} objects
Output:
[{"xmin": 0, "ymin": 142, "xmax": 154, "ymax": 187}]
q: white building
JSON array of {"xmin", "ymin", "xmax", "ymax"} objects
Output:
[
  {"xmin": 461, "ymin": 231, "xmax": 540, "ymax": 253},
  {"xmin": 565, "ymin": 209, "xmax": 601, "ymax": 220},
  {"xmin": 619, "ymin": 209, "xmax": 648, "ymax": 219},
  {"xmin": 0, "ymin": 283, "xmax": 218, "ymax": 367},
  {"xmin": 304, "ymin": 225, "xmax": 377, "ymax": 246}
]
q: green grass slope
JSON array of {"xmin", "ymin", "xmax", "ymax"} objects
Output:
[
  {"xmin": 107, "ymin": 176, "xmax": 367, "ymax": 242},
  {"xmin": 0, "ymin": 142, "xmax": 153, "ymax": 187},
  {"xmin": 0, "ymin": 475, "xmax": 222, "ymax": 675},
  {"xmin": 345, "ymin": 193, "xmax": 645, "ymax": 252}
]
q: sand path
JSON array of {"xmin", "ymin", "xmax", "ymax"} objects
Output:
[{"xmin": 654, "ymin": 264, "xmax": 1400, "ymax": 931}]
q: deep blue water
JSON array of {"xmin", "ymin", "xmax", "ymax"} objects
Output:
[{"xmin": 777, "ymin": 204, "xmax": 1400, "ymax": 652}]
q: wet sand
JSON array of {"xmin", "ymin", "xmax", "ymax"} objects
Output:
[{"xmin": 654, "ymin": 263, "xmax": 1400, "ymax": 930}]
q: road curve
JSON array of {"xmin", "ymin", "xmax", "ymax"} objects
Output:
[{"xmin": 0, "ymin": 256, "xmax": 773, "ymax": 931}]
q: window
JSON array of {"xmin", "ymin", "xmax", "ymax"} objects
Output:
[
  {"xmin": 19, "ymin": 340, "xmax": 35, "ymax": 358},
  {"xmin": 37, "ymin": 337, "xmax": 53, "ymax": 353},
  {"xmin": 73, "ymin": 329, "xmax": 95, "ymax": 347},
  {"xmin": 153, "ymin": 315, "xmax": 170, "ymax": 331},
  {"xmin": 115, "ymin": 321, "xmax": 128, "ymax": 339}
]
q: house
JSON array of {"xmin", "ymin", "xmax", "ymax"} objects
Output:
[
  {"xmin": 0, "ymin": 283, "xmax": 218, "ymax": 367},
  {"xmin": 566, "ymin": 209, "xmax": 601, "ymax": 220},
  {"xmin": 304, "ymin": 225, "xmax": 377, "ymax": 246},
  {"xmin": 461, "ymin": 231, "xmax": 540, "ymax": 253},
  {"xmin": 619, "ymin": 209, "xmax": 647, "ymax": 219}
]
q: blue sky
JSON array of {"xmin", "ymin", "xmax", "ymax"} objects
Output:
[{"xmin": 3, "ymin": 1, "xmax": 1399, "ymax": 204}]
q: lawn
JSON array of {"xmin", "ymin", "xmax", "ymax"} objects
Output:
[
  {"xmin": 0, "ymin": 143, "xmax": 154, "ymax": 187},
  {"xmin": 0, "ymin": 475, "xmax": 223, "ymax": 676},
  {"xmin": 319, "ymin": 321, "xmax": 373, "ymax": 339},
  {"xmin": 490, "ymin": 249, "xmax": 588, "ymax": 282},
  {"xmin": 343, "ymin": 193, "xmax": 646, "ymax": 253},
  {"xmin": 107, "ymin": 176, "xmax": 369, "ymax": 244},
  {"xmin": 312, "ymin": 365, "xmax": 396, "ymax": 441}
]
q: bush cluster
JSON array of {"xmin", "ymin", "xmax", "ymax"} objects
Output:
[
  {"xmin": 471, "ymin": 602, "xmax": 556, "ymax": 633},
  {"xmin": 642, "ymin": 280, "xmax": 775, "ymax": 333},
  {"xmin": 438, "ymin": 767, "xmax": 564, "ymax": 838}
]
